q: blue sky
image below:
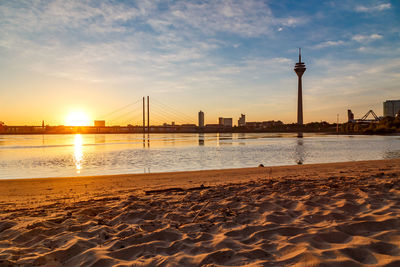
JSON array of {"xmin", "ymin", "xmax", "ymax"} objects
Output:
[{"xmin": 0, "ymin": 0, "xmax": 399, "ymax": 125}]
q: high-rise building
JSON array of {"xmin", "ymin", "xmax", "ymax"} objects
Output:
[
  {"xmin": 198, "ymin": 111, "xmax": 204, "ymax": 127},
  {"xmin": 218, "ymin": 117, "xmax": 233, "ymax": 127},
  {"xmin": 347, "ymin": 110, "xmax": 355, "ymax": 122},
  {"xmin": 383, "ymin": 100, "xmax": 400, "ymax": 117},
  {"xmin": 294, "ymin": 48, "xmax": 306, "ymax": 125},
  {"xmin": 238, "ymin": 114, "xmax": 245, "ymax": 127}
]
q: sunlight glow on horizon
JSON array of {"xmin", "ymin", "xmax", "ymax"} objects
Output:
[{"xmin": 65, "ymin": 111, "xmax": 91, "ymax": 126}]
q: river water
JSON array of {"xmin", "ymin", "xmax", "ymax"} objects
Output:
[{"xmin": 0, "ymin": 133, "xmax": 399, "ymax": 179}]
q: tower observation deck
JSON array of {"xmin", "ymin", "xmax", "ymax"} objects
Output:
[{"xmin": 294, "ymin": 48, "xmax": 306, "ymax": 125}]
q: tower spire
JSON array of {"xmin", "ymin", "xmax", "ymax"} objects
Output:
[
  {"xmin": 299, "ymin": 48, "xmax": 301, "ymax": 63},
  {"xmin": 294, "ymin": 48, "xmax": 306, "ymax": 125}
]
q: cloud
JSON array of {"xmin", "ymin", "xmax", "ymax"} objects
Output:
[
  {"xmin": 303, "ymin": 56, "xmax": 400, "ymax": 120},
  {"xmin": 356, "ymin": 45, "xmax": 400, "ymax": 55},
  {"xmin": 352, "ymin": 34, "xmax": 383, "ymax": 42},
  {"xmin": 308, "ymin": 57, "xmax": 400, "ymax": 98},
  {"xmin": 358, "ymin": 46, "xmax": 367, "ymax": 52},
  {"xmin": 0, "ymin": 0, "xmax": 309, "ymax": 87},
  {"xmin": 145, "ymin": 1, "xmax": 308, "ymax": 38},
  {"xmin": 147, "ymin": 1, "xmax": 275, "ymax": 37},
  {"xmin": 312, "ymin": 34, "xmax": 383, "ymax": 50},
  {"xmin": 147, "ymin": 0, "xmax": 303, "ymax": 37},
  {"xmin": 314, "ymin": 40, "xmax": 345, "ymax": 49},
  {"xmin": 276, "ymin": 17, "xmax": 306, "ymax": 27},
  {"xmin": 0, "ymin": 0, "xmax": 144, "ymax": 35},
  {"xmin": 1, "ymin": 0, "xmax": 398, "ymax": 124},
  {"xmin": 355, "ymin": 3, "xmax": 391, "ymax": 12}
]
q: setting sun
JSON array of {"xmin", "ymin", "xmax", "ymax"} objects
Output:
[{"xmin": 65, "ymin": 111, "xmax": 91, "ymax": 126}]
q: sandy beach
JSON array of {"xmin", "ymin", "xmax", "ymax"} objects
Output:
[{"xmin": 1, "ymin": 159, "xmax": 400, "ymax": 266}]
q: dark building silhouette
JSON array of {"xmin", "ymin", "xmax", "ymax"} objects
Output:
[
  {"xmin": 238, "ymin": 114, "xmax": 245, "ymax": 127},
  {"xmin": 347, "ymin": 110, "xmax": 355, "ymax": 123},
  {"xmin": 294, "ymin": 48, "xmax": 306, "ymax": 125},
  {"xmin": 198, "ymin": 111, "xmax": 204, "ymax": 128},
  {"xmin": 218, "ymin": 117, "xmax": 233, "ymax": 127},
  {"xmin": 383, "ymin": 100, "xmax": 400, "ymax": 117}
]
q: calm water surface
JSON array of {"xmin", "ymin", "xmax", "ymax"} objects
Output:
[{"xmin": 0, "ymin": 133, "xmax": 399, "ymax": 179}]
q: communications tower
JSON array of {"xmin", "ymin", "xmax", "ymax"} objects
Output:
[{"xmin": 294, "ymin": 48, "xmax": 306, "ymax": 125}]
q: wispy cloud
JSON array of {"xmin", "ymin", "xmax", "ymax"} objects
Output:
[
  {"xmin": 352, "ymin": 34, "xmax": 383, "ymax": 42},
  {"xmin": 309, "ymin": 57, "xmax": 400, "ymax": 97},
  {"xmin": 314, "ymin": 40, "xmax": 345, "ymax": 49},
  {"xmin": 304, "ymin": 56, "xmax": 400, "ymax": 119},
  {"xmin": 147, "ymin": 1, "xmax": 307, "ymax": 38},
  {"xmin": 355, "ymin": 3, "xmax": 391, "ymax": 13},
  {"xmin": 356, "ymin": 45, "xmax": 400, "ymax": 55},
  {"xmin": 0, "ymin": 0, "xmax": 399, "ymax": 124},
  {"xmin": 0, "ymin": 0, "xmax": 144, "ymax": 35},
  {"xmin": 0, "ymin": 0, "xmax": 308, "ymax": 86},
  {"xmin": 312, "ymin": 33, "xmax": 384, "ymax": 51}
]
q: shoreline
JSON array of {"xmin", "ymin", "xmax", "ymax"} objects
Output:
[
  {"xmin": 1, "ymin": 159, "xmax": 399, "ymax": 209},
  {"xmin": 2, "ymin": 157, "xmax": 400, "ymax": 181},
  {"xmin": 1, "ymin": 158, "xmax": 399, "ymax": 182},
  {"xmin": 1, "ymin": 159, "xmax": 400, "ymax": 266}
]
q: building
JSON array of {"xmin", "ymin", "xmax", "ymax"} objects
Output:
[
  {"xmin": 383, "ymin": 100, "xmax": 400, "ymax": 117},
  {"xmin": 94, "ymin": 120, "xmax": 106, "ymax": 127},
  {"xmin": 347, "ymin": 110, "xmax": 355, "ymax": 122},
  {"xmin": 294, "ymin": 48, "xmax": 306, "ymax": 125},
  {"xmin": 238, "ymin": 114, "xmax": 245, "ymax": 127},
  {"xmin": 245, "ymin": 122, "xmax": 262, "ymax": 128},
  {"xmin": 246, "ymin": 121, "xmax": 284, "ymax": 129},
  {"xmin": 218, "ymin": 117, "xmax": 233, "ymax": 127},
  {"xmin": 198, "ymin": 111, "xmax": 204, "ymax": 128},
  {"xmin": 262, "ymin": 120, "xmax": 283, "ymax": 128},
  {"xmin": 180, "ymin": 124, "xmax": 197, "ymax": 132}
]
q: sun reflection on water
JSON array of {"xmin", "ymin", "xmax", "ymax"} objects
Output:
[{"xmin": 74, "ymin": 134, "xmax": 83, "ymax": 173}]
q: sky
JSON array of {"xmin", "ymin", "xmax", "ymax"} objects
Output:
[{"xmin": 0, "ymin": 0, "xmax": 399, "ymax": 126}]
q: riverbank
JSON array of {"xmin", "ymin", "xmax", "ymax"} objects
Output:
[{"xmin": 1, "ymin": 159, "xmax": 400, "ymax": 266}]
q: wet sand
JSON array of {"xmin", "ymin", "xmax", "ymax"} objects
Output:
[{"xmin": 1, "ymin": 159, "xmax": 400, "ymax": 266}]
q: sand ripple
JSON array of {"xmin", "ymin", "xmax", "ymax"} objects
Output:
[{"xmin": 1, "ymin": 162, "xmax": 400, "ymax": 266}]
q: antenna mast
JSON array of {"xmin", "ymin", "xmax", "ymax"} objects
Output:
[{"xmin": 299, "ymin": 48, "xmax": 301, "ymax": 63}]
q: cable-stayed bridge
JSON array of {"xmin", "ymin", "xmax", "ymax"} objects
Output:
[
  {"xmin": 99, "ymin": 97, "xmax": 196, "ymax": 128},
  {"xmin": 2, "ymin": 97, "xmax": 204, "ymax": 134}
]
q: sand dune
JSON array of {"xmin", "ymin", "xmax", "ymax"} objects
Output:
[{"xmin": 0, "ymin": 159, "xmax": 400, "ymax": 266}]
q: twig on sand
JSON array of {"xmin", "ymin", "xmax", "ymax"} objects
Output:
[
  {"xmin": 192, "ymin": 200, "xmax": 211, "ymax": 223},
  {"xmin": 145, "ymin": 187, "xmax": 184, "ymax": 195},
  {"xmin": 145, "ymin": 184, "xmax": 211, "ymax": 195}
]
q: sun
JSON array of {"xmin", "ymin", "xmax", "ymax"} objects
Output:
[{"xmin": 65, "ymin": 111, "xmax": 91, "ymax": 126}]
